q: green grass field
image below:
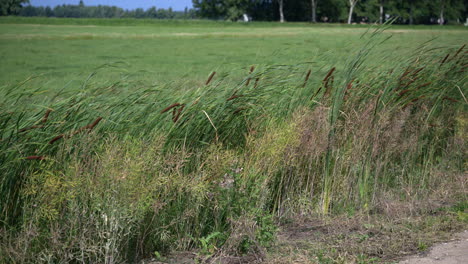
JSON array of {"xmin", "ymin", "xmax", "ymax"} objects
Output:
[
  {"xmin": 1, "ymin": 17, "xmax": 466, "ymax": 87},
  {"xmin": 0, "ymin": 17, "xmax": 466, "ymax": 263}
]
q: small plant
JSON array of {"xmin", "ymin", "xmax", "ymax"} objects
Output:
[
  {"xmin": 417, "ymin": 241, "xmax": 428, "ymax": 251},
  {"xmin": 199, "ymin": 232, "xmax": 224, "ymax": 255},
  {"xmin": 255, "ymin": 213, "xmax": 277, "ymax": 248}
]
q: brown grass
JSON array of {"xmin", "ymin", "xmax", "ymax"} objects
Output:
[{"xmin": 267, "ymin": 171, "xmax": 466, "ymax": 263}]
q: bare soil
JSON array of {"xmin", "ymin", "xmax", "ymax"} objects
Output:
[{"xmin": 398, "ymin": 230, "xmax": 468, "ymax": 264}]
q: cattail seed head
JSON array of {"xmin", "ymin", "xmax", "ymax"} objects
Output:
[
  {"xmin": 172, "ymin": 104, "xmax": 185, "ymax": 123},
  {"xmin": 399, "ymin": 68, "xmax": 411, "ymax": 81},
  {"xmin": 227, "ymin": 94, "xmax": 244, "ymax": 101},
  {"xmin": 411, "ymin": 67, "xmax": 425, "ymax": 77},
  {"xmin": 245, "ymin": 66, "xmax": 256, "ymax": 86},
  {"xmin": 303, "ymin": 69, "xmax": 312, "ymax": 87},
  {"xmin": 253, "ymin": 78, "xmax": 259, "ymax": 89},
  {"xmin": 443, "ymin": 96, "xmax": 459, "ymax": 103},
  {"xmin": 453, "ymin": 44, "xmax": 466, "ymax": 59},
  {"xmin": 19, "ymin": 125, "xmax": 43, "ymax": 133},
  {"xmin": 25, "ymin": 156, "xmax": 45, "ymax": 160},
  {"xmin": 415, "ymin": 82, "xmax": 431, "ymax": 90},
  {"xmin": 161, "ymin": 103, "xmax": 181, "ymax": 114},
  {"xmin": 42, "ymin": 109, "xmax": 52, "ymax": 123},
  {"xmin": 205, "ymin": 71, "xmax": 216, "ymax": 85},
  {"xmin": 87, "ymin": 117, "xmax": 102, "ymax": 131},
  {"xmin": 440, "ymin": 53, "xmax": 450, "ymax": 65},
  {"xmin": 323, "ymin": 67, "xmax": 336, "ymax": 82},
  {"xmin": 398, "ymin": 89, "xmax": 411, "ymax": 97},
  {"xmin": 49, "ymin": 134, "xmax": 64, "ymax": 144}
]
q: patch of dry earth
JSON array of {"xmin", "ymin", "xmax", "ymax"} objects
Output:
[{"xmin": 398, "ymin": 230, "xmax": 468, "ymax": 264}]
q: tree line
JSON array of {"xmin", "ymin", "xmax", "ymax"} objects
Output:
[
  {"xmin": 1, "ymin": 1, "xmax": 197, "ymax": 19},
  {"xmin": 193, "ymin": 0, "xmax": 467, "ymax": 24},
  {"xmin": 1, "ymin": 0, "xmax": 466, "ymax": 25}
]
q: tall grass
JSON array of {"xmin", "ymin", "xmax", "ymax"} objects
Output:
[{"xmin": 0, "ymin": 29, "xmax": 466, "ymax": 262}]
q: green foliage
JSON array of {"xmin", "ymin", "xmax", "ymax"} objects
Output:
[
  {"xmin": 0, "ymin": 0, "xmax": 29, "ymax": 16},
  {"xmin": 199, "ymin": 231, "xmax": 224, "ymax": 254},
  {"xmin": 191, "ymin": 0, "xmax": 467, "ymax": 23}
]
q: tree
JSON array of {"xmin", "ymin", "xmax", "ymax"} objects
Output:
[
  {"xmin": 379, "ymin": 0, "xmax": 384, "ymax": 24},
  {"xmin": 192, "ymin": 0, "xmax": 226, "ymax": 19},
  {"xmin": 0, "ymin": 0, "xmax": 29, "ymax": 15},
  {"xmin": 347, "ymin": 0, "xmax": 359, "ymax": 24},
  {"xmin": 438, "ymin": 0, "xmax": 445, "ymax": 25},
  {"xmin": 311, "ymin": 0, "xmax": 318, "ymax": 22},
  {"xmin": 225, "ymin": 0, "xmax": 254, "ymax": 21},
  {"xmin": 278, "ymin": 0, "xmax": 285, "ymax": 22},
  {"xmin": 433, "ymin": 0, "xmax": 465, "ymax": 25},
  {"xmin": 192, "ymin": 0, "xmax": 260, "ymax": 21}
]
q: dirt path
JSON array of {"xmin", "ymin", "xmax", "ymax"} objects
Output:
[{"xmin": 398, "ymin": 230, "xmax": 468, "ymax": 264}]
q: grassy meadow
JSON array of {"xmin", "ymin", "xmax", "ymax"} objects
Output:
[{"xmin": 0, "ymin": 17, "xmax": 467, "ymax": 263}]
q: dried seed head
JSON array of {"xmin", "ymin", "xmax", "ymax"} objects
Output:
[
  {"xmin": 25, "ymin": 156, "xmax": 45, "ymax": 160},
  {"xmin": 19, "ymin": 125, "xmax": 43, "ymax": 133},
  {"xmin": 87, "ymin": 117, "xmax": 102, "ymax": 131},
  {"xmin": 453, "ymin": 44, "xmax": 466, "ymax": 59},
  {"xmin": 42, "ymin": 109, "xmax": 52, "ymax": 123},
  {"xmin": 399, "ymin": 68, "xmax": 411, "ymax": 81},
  {"xmin": 440, "ymin": 53, "xmax": 450, "ymax": 65},
  {"xmin": 161, "ymin": 103, "xmax": 181, "ymax": 114},
  {"xmin": 323, "ymin": 67, "xmax": 336, "ymax": 82},
  {"xmin": 253, "ymin": 78, "xmax": 260, "ymax": 89},
  {"xmin": 49, "ymin": 134, "xmax": 64, "ymax": 144},
  {"xmin": 398, "ymin": 89, "xmax": 411, "ymax": 97},
  {"xmin": 303, "ymin": 69, "xmax": 312, "ymax": 87},
  {"xmin": 172, "ymin": 104, "xmax": 186, "ymax": 123},
  {"xmin": 227, "ymin": 94, "xmax": 244, "ymax": 101},
  {"xmin": 443, "ymin": 96, "xmax": 459, "ymax": 103},
  {"xmin": 205, "ymin": 71, "xmax": 216, "ymax": 85},
  {"xmin": 411, "ymin": 67, "xmax": 425, "ymax": 77},
  {"xmin": 415, "ymin": 82, "xmax": 432, "ymax": 90}
]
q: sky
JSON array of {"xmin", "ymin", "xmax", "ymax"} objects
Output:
[{"xmin": 29, "ymin": 0, "xmax": 194, "ymax": 11}]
